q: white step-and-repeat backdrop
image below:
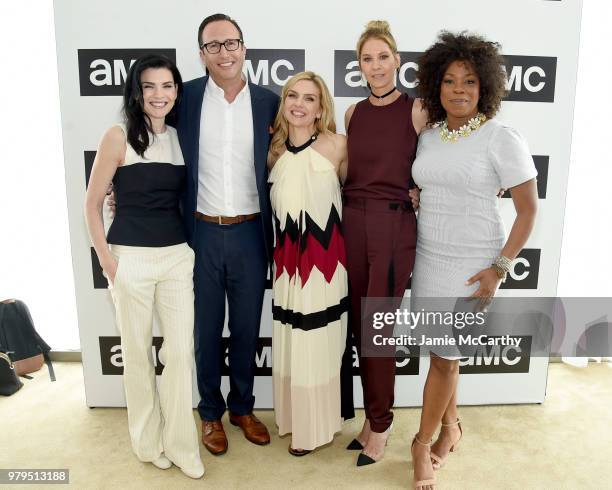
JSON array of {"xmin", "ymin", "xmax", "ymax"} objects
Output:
[{"xmin": 54, "ymin": 0, "xmax": 582, "ymax": 407}]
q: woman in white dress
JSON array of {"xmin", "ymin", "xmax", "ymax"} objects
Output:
[{"xmin": 409, "ymin": 32, "xmax": 538, "ymax": 489}]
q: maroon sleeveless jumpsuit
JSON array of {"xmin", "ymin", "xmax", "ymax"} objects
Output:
[{"xmin": 344, "ymin": 93, "xmax": 418, "ymax": 432}]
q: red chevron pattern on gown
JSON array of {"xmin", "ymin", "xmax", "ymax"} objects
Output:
[{"xmin": 273, "ymin": 206, "xmax": 346, "ymax": 286}]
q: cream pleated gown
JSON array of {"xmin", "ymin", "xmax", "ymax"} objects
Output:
[{"xmin": 269, "ymin": 145, "xmax": 349, "ymax": 451}]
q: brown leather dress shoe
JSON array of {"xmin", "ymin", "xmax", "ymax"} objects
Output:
[
  {"xmin": 229, "ymin": 413, "xmax": 270, "ymax": 445},
  {"xmin": 202, "ymin": 420, "xmax": 228, "ymax": 455}
]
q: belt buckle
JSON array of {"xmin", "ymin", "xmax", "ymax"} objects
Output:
[{"xmin": 218, "ymin": 216, "xmax": 227, "ymax": 226}]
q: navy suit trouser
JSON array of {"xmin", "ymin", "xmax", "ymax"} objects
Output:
[{"xmin": 193, "ymin": 216, "xmax": 268, "ymax": 421}]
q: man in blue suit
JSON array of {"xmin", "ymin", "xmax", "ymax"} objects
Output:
[{"xmin": 175, "ymin": 13, "xmax": 279, "ymax": 456}]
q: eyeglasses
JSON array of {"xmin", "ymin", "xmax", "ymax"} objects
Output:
[{"xmin": 199, "ymin": 39, "xmax": 243, "ymax": 54}]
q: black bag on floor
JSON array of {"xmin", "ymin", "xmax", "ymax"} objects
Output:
[
  {"xmin": 0, "ymin": 351, "xmax": 24, "ymax": 396},
  {"xmin": 0, "ymin": 299, "xmax": 55, "ymax": 381}
]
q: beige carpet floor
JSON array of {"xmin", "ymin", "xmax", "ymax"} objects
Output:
[{"xmin": 1, "ymin": 362, "xmax": 610, "ymax": 489}]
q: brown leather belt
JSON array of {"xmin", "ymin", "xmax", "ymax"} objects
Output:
[{"xmin": 194, "ymin": 211, "xmax": 260, "ymax": 225}]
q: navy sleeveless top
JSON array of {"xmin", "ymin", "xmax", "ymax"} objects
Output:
[{"xmin": 106, "ymin": 125, "xmax": 187, "ymax": 247}]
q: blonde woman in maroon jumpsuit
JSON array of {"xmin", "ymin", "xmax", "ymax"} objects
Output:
[{"xmin": 343, "ymin": 20, "xmax": 427, "ymax": 466}]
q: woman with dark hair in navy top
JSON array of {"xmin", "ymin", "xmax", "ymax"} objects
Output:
[{"xmin": 85, "ymin": 54, "xmax": 204, "ymax": 479}]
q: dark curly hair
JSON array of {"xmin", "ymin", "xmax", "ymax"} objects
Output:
[{"xmin": 417, "ymin": 31, "xmax": 507, "ymax": 125}]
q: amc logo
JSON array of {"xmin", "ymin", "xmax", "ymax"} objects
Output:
[
  {"xmin": 100, "ymin": 336, "xmax": 273, "ymax": 375},
  {"xmin": 78, "ymin": 48, "xmax": 176, "ymax": 96},
  {"xmin": 244, "ymin": 49, "xmax": 305, "ymax": 95},
  {"xmin": 500, "ymin": 249, "xmax": 541, "ymax": 290},
  {"xmin": 393, "ymin": 345, "xmax": 420, "ymax": 375},
  {"xmin": 459, "ymin": 336, "xmax": 532, "ymax": 374},
  {"xmin": 100, "ymin": 336, "xmax": 164, "ymax": 375},
  {"xmin": 100, "ymin": 337, "xmax": 274, "ymax": 376},
  {"xmin": 502, "ymin": 155, "xmax": 549, "ymax": 199},
  {"xmin": 503, "ymin": 55, "xmax": 557, "ymax": 102},
  {"xmin": 333, "ymin": 50, "xmax": 557, "ymax": 103},
  {"xmin": 99, "ymin": 337, "xmax": 418, "ymax": 376},
  {"xmin": 247, "ymin": 337, "xmax": 272, "ymax": 375},
  {"xmin": 349, "ymin": 345, "xmax": 419, "ymax": 375},
  {"xmin": 334, "ymin": 50, "xmax": 420, "ymax": 98}
]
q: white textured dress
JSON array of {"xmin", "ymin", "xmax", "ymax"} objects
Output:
[{"xmin": 410, "ymin": 119, "xmax": 537, "ymax": 357}]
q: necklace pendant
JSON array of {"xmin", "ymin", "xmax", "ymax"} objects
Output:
[
  {"xmin": 370, "ymin": 86, "xmax": 397, "ymax": 101},
  {"xmin": 286, "ymin": 132, "xmax": 319, "ymax": 154}
]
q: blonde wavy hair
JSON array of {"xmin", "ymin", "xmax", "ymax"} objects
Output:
[
  {"xmin": 270, "ymin": 71, "xmax": 336, "ymax": 158},
  {"xmin": 356, "ymin": 20, "xmax": 398, "ymax": 60}
]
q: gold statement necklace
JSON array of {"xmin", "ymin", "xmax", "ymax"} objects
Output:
[{"xmin": 439, "ymin": 113, "xmax": 486, "ymax": 142}]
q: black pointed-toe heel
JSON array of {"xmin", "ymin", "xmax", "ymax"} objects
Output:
[
  {"xmin": 356, "ymin": 452, "xmax": 377, "ymax": 466},
  {"xmin": 346, "ymin": 439, "xmax": 364, "ymax": 450},
  {"xmin": 355, "ymin": 422, "xmax": 393, "ymax": 466}
]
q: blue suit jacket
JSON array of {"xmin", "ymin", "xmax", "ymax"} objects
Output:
[{"xmin": 175, "ymin": 75, "xmax": 280, "ymax": 263}]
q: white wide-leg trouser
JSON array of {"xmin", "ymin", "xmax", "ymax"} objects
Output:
[{"xmin": 109, "ymin": 242, "xmax": 203, "ymax": 475}]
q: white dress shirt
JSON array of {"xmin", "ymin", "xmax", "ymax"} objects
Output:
[{"xmin": 197, "ymin": 76, "xmax": 259, "ymax": 217}]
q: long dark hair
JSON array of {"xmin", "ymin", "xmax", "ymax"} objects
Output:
[{"xmin": 122, "ymin": 54, "xmax": 183, "ymax": 157}]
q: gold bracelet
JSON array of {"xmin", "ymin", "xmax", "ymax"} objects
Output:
[
  {"xmin": 491, "ymin": 263, "xmax": 507, "ymax": 282},
  {"xmin": 493, "ymin": 255, "xmax": 513, "ymax": 272}
]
